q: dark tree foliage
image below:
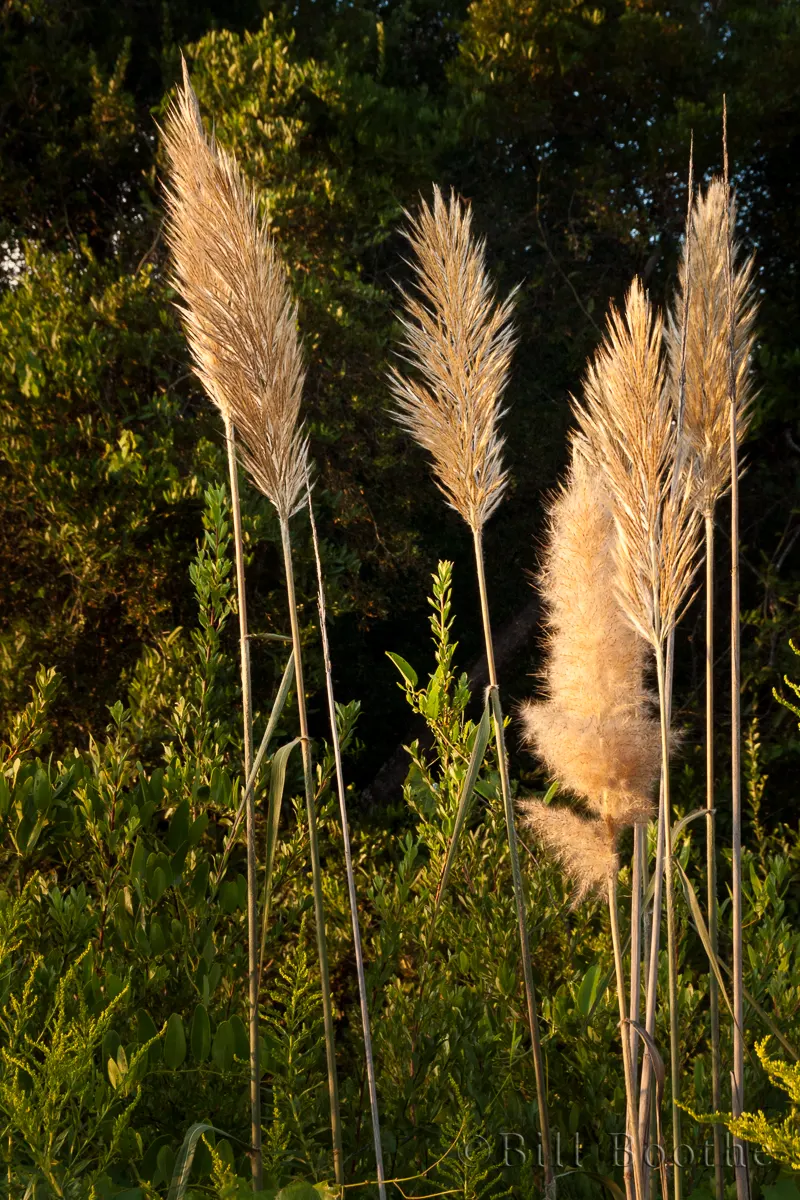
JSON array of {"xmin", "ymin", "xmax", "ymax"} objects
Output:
[{"xmin": 0, "ymin": 0, "xmax": 798, "ymax": 808}]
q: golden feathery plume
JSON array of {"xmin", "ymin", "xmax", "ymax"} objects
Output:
[
  {"xmin": 667, "ymin": 177, "xmax": 758, "ymax": 516},
  {"xmin": 388, "ymin": 185, "xmax": 516, "ymax": 532},
  {"xmin": 519, "ymin": 451, "xmax": 660, "ymax": 900},
  {"xmin": 162, "ymin": 61, "xmax": 308, "ymax": 521},
  {"xmin": 523, "ymin": 803, "xmax": 618, "ymax": 905},
  {"xmin": 574, "ymin": 278, "xmax": 703, "ymax": 649}
]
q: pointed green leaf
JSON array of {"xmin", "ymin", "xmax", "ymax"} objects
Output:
[
  {"xmin": 263, "ymin": 739, "xmax": 300, "ymax": 918},
  {"xmin": 434, "ymin": 701, "xmax": 491, "ymax": 909},
  {"xmin": 190, "ymin": 1004, "xmax": 211, "ymax": 1063},
  {"xmin": 163, "ymin": 1013, "xmax": 186, "ymax": 1070},
  {"xmin": 211, "ymin": 1019, "xmax": 235, "ymax": 1072},
  {"xmin": 576, "ymin": 964, "xmax": 602, "ymax": 1017},
  {"xmin": 386, "ymin": 651, "xmax": 418, "ymax": 687},
  {"xmin": 229, "ymin": 1013, "xmax": 249, "ymax": 1059}
]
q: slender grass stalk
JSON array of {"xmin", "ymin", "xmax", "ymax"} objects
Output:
[
  {"xmin": 705, "ymin": 513, "xmax": 725, "ymax": 1197},
  {"xmin": 609, "ymin": 869, "xmax": 646, "ymax": 1200},
  {"xmin": 224, "ymin": 419, "xmax": 261, "ymax": 1186},
  {"xmin": 389, "ymin": 187, "xmax": 554, "ymax": 1196},
  {"xmin": 627, "ymin": 822, "xmax": 645, "ymax": 1199},
  {"xmin": 666, "ymin": 129, "xmax": 757, "ymax": 1198},
  {"xmin": 307, "ymin": 486, "xmax": 386, "ymax": 1200},
  {"xmin": 724, "ymin": 100, "xmax": 750, "ymax": 1200},
  {"xmin": 474, "ymin": 529, "xmax": 555, "ymax": 1198},
  {"xmin": 637, "ymin": 639, "xmax": 672, "ymax": 1199},
  {"xmin": 280, "ymin": 514, "xmax": 344, "ymax": 1186},
  {"xmin": 654, "ymin": 644, "xmax": 682, "ymax": 1200},
  {"xmin": 574, "ymin": 280, "xmax": 703, "ymax": 1199}
]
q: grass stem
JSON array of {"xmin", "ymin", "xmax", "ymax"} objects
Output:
[
  {"xmin": 307, "ymin": 488, "xmax": 386, "ymax": 1200},
  {"xmin": 279, "ymin": 514, "xmax": 344, "ymax": 1187},
  {"xmin": 654, "ymin": 643, "xmax": 681, "ymax": 1200},
  {"xmin": 705, "ymin": 513, "xmax": 724, "ymax": 1199},
  {"xmin": 724, "ymin": 97, "xmax": 750, "ymax": 1200},
  {"xmin": 225, "ymin": 421, "xmax": 261, "ymax": 1191},
  {"xmin": 627, "ymin": 824, "xmax": 645, "ymax": 1199},
  {"xmin": 609, "ymin": 869, "xmax": 645, "ymax": 1200},
  {"xmin": 473, "ymin": 528, "xmax": 555, "ymax": 1199}
]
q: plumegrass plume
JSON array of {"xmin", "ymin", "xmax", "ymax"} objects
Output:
[
  {"xmin": 388, "ymin": 185, "xmax": 515, "ymax": 534},
  {"xmin": 520, "ymin": 452, "xmax": 659, "ymax": 1199},
  {"xmin": 667, "ymin": 178, "xmax": 757, "ymax": 520},
  {"xmin": 573, "ymin": 280, "xmax": 703, "ymax": 1199},
  {"xmin": 162, "ymin": 62, "xmax": 342, "ymax": 1188},
  {"xmin": 162, "ymin": 60, "xmax": 308, "ymax": 524},
  {"xmin": 723, "ymin": 101, "xmax": 752, "ymax": 1200},
  {"xmin": 391, "ymin": 186, "xmax": 555, "ymax": 1197},
  {"xmin": 575, "ymin": 280, "xmax": 702, "ymax": 651},
  {"xmin": 162, "ymin": 60, "xmax": 265, "ymax": 1185},
  {"xmin": 667, "ymin": 172, "xmax": 757, "ymax": 1200},
  {"xmin": 521, "ymin": 452, "xmax": 661, "ymax": 832}
]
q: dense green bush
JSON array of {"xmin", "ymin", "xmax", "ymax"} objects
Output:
[{"xmin": 2, "ymin": 492, "xmax": 799, "ymax": 1197}]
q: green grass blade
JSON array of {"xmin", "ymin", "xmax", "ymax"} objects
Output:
[
  {"xmin": 671, "ymin": 807, "xmax": 708, "ymax": 845},
  {"xmin": 674, "ymin": 858, "xmax": 735, "ymax": 1022},
  {"xmin": 166, "ymin": 1122, "xmax": 223, "ymax": 1200},
  {"xmin": 258, "ymin": 738, "xmax": 301, "ymax": 977},
  {"xmin": 434, "ymin": 700, "xmax": 491, "ymax": 909},
  {"xmin": 215, "ymin": 655, "xmax": 295, "ymax": 890}
]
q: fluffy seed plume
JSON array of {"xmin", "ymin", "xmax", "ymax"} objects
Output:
[
  {"xmin": 162, "ymin": 60, "xmax": 308, "ymax": 520},
  {"xmin": 519, "ymin": 452, "xmax": 660, "ymax": 900},
  {"xmin": 667, "ymin": 178, "xmax": 758, "ymax": 516},
  {"xmin": 574, "ymin": 279, "xmax": 703, "ymax": 649},
  {"xmin": 524, "ymin": 803, "xmax": 619, "ymax": 904},
  {"xmin": 388, "ymin": 185, "xmax": 516, "ymax": 532}
]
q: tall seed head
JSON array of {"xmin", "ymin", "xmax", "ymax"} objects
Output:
[
  {"xmin": 574, "ymin": 279, "xmax": 702, "ymax": 648},
  {"xmin": 519, "ymin": 451, "xmax": 660, "ymax": 900},
  {"xmin": 162, "ymin": 61, "xmax": 308, "ymax": 521},
  {"xmin": 388, "ymin": 186, "xmax": 516, "ymax": 533},
  {"xmin": 667, "ymin": 178, "xmax": 758, "ymax": 516}
]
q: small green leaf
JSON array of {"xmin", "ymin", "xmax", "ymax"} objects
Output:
[
  {"xmin": 386, "ymin": 651, "xmax": 418, "ymax": 687},
  {"xmin": 230, "ymin": 1013, "xmax": 249, "ymax": 1060},
  {"xmin": 190, "ymin": 1004, "xmax": 211, "ymax": 1063},
  {"xmin": 150, "ymin": 919, "xmax": 166, "ymax": 955},
  {"xmin": 108, "ymin": 1056, "xmax": 121, "ymax": 1089},
  {"xmin": 576, "ymin": 964, "xmax": 602, "ymax": 1017},
  {"xmin": 102, "ymin": 1029, "xmax": 121, "ymax": 1065},
  {"xmin": 150, "ymin": 866, "xmax": 168, "ymax": 902},
  {"xmin": 188, "ymin": 812, "xmax": 209, "ymax": 846},
  {"xmin": 166, "ymin": 800, "xmax": 190, "ymax": 851},
  {"xmin": 220, "ymin": 880, "xmax": 240, "ymax": 914},
  {"xmin": 212, "ymin": 1019, "xmax": 235, "ymax": 1071},
  {"xmin": 131, "ymin": 839, "xmax": 147, "ymax": 878},
  {"xmin": 164, "ymin": 1013, "xmax": 186, "ymax": 1070}
]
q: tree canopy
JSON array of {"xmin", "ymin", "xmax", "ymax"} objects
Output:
[{"xmin": 1, "ymin": 0, "xmax": 798, "ymax": 802}]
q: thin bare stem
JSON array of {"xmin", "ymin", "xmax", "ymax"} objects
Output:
[
  {"xmin": 609, "ymin": 870, "xmax": 645, "ymax": 1200},
  {"xmin": 638, "ymin": 632, "xmax": 674, "ymax": 1196},
  {"xmin": 654, "ymin": 644, "xmax": 681, "ymax": 1200},
  {"xmin": 705, "ymin": 513, "xmax": 724, "ymax": 1199},
  {"xmin": 225, "ymin": 420, "xmax": 261, "ymax": 1189},
  {"xmin": 627, "ymin": 824, "xmax": 645, "ymax": 1200},
  {"xmin": 724, "ymin": 97, "xmax": 750, "ymax": 1200},
  {"xmin": 280, "ymin": 515, "xmax": 344, "ymax": 1186},
  {"xmin": 307, "ymin": 487, "xmax": 386, "ymax": 1200},
  {"xmin": 473, "ymin": 528, "xmax": 555, "ymax": 1199}
]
